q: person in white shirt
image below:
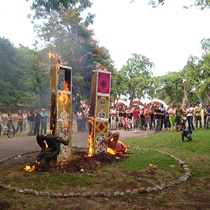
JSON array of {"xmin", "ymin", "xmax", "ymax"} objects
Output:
[{"xmin": 186, "ymin": 103, "xmax": 195, "ymax": 131}]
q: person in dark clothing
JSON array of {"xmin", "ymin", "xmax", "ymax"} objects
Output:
[
  {"xmin": 34, "ymin": 110, "xmax": 41, "ymax": 136},
  {"xmin": 154, "ymin": 105, "xmax": 162, "ymax": 132},
  {"xmin": 177, "ymin": 122, "xmax": 192, "ymax": 142}
]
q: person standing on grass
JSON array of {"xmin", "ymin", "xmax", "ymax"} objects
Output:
[
  {"xmin": 159, "ymin": 103, "xmax": 166, "ymax": 130},
  {"xmin": 16, "ymin": 110, "xmax": 24, "ymax": 135},
  {"xmin": 194, "ymin": 102, "xmax": 202, "ymax": 129},
  {"xmin": 132, "ymin": 105, "xmax": 140, "ymax": 133},
  {"xmin": 154, "ymin": 105, "xmax": 162, "ymax": 132},
  {"xmin": 34, "ymin": 110, "xmax": 41, "ymax": 136},
  {"xmin": 186, "ymin": 103, "xmax": 195, "ymax": 131},
  {"xmin": 40, "ymin": 108, "xmax": 48, "ymax": 135},
  {"xmin": 7, "ymin": 111, "xmax": 15, "ymax": 134},
  {"xmin": 167, "ymin": 104, "xmax": 176, "ymax": 131},
  {"xmin": 175, "ymin": 104, "xmax": 182, "ymax": 127},
  {"xmin": 22, "ymin": 110, "xmax": 28, "ymax": 135},
  {"xmin": 205, "ymin": 104, "xmax": 210, "ymax": 129},
  {"xmin": 144, "ymin": 104, "xmax": 153, "ymax": 131}
]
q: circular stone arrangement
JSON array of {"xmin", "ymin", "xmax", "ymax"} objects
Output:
[{"xmin": 0, "ymin": 147, "xmax": 191, "ymax": 198}]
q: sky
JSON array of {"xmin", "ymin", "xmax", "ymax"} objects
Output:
[{"xmin": 1, "ymin": 0, "xmax": 210, "ymax": 76}]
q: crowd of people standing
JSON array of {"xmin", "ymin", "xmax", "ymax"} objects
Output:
[
  {"xmin": 0, "ymin": 108, "xmax": 48, "ymax": 137},
  {"xmin": 108, "ymin": 101, "xmax": 210, "ymax": 133},
  {"xmin": 0, "ymin": 101, "xmax": 209, "ymax": 137}
]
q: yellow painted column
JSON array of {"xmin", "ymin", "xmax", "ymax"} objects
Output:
[
  {"xmin": 88, "ymin": 70, "xmax": 111, "ymax": 156},
  {"xmin": 50, "ymin": 64, "xmax": 72, "ymax": 163}
]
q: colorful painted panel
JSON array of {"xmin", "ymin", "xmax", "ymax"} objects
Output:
[
  {"xmin": 94, "ymin": 121, "xmax": 108, "ymax": 154},
  {"xmin": 96, "ymin": 95, "xmax": 110, "ymax": 119},
  {"xmin": 97, "ymin": 72, "xmax": 111, "ymax": 94}
]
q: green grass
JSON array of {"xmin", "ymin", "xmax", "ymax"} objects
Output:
[
  {"xmin": 1, "ymin": 129, "xmax": 210, "ymax": 209},
  {"xmin": 120, "ymin": 129, "xmax": 210, "ymax": 178},
  {"xmin": 0, "ymin": 129, "xmax": 210, "ymax": 191}
]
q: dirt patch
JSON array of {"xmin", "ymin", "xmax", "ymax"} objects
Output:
[{"xmin": 54, "ymin": 151, "xmax": 127, "ymax": 173}]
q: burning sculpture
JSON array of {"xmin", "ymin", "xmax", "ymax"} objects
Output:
[
  {"xmin": 87, "ymin": 69, "xmax": 127, "ymax": 156},
  {"xmin": 49, "ymin": 60, "xmax": 72, "ymax": 163},
  {"xmin": 24, "ymin": 56, "xmax": 126, "ymax": 172},
  {"xmin": 88, "ymin": 70, "xmax": 111, "ymax": 156},
  {"xmin": 24, "ymin": 53, "xmax": 72, "ymax": 172}
]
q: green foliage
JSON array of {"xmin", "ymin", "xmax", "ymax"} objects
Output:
[
  {"xmin": 28, "ymin": 0, "xmax": 115, "ymax": 107},
  {"xmin": 148, "ymin": 0, "xmax": 210, "ymax": 10},
  {"xmin": 182, "ymin": 55, "xmax": 210, "ymax": 103},
  {"xmin": 158, "ymin": 71, "xmax": 184, "ymax": 104},
  {"xmin": 28, "ymin": 0, "xmax": 93, "ymax": 12},
  {"xmin": 0, "ymin": 38, "xmax": 49, "ymax": 107},
  {"xmin": 119, "ymin": 53, "xmax": 154, "ymax": 104}
]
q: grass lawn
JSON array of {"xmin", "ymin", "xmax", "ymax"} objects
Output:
[{"xmin": 0, "ymin": 128, "xmax": 210, "ymax": 210}]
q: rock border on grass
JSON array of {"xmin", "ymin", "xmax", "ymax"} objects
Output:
[{"xmin": 0, "ymin": 147, "xmax": 191, "ymax": 198}]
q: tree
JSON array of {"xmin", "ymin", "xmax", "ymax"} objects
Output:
[
  {"xmin": 147, "ymin": 0, "xmax": 210, "ymax": 10},
  {"xmin": 119, "ymin": 53, "xmax": 154, "ymax": 106},
  {"xmin": 0, "ymin": 38, "xmax": 49, "ymax": 107},
  {"xmin": 201, "ymin": 38, "xmax": 210, "ymax": 54},
  {"xmin": 28, "ymin": 0, "xmax": 115, "ymax": 108},
  {"xmin": 0, "ymin": 37, "xmax": 19, "ymax": 106},
  {"xmin": 159, "ymin": 71, "xmax": 184, "ymax": 104},
  {"xmin": 15, "ymin": 46, "xmax": 49, "ymax": 107},
  {"xmin": 183, "ymin": 55, "xmax": 210, "ymax": 103},
  {"xmin": 110, "ymin": 70, "xmax": 128, "ymax": 104}
]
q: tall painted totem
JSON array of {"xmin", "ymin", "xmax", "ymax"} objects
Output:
[
  {"xmin": 88, "ymin": 70, "xmax": 111, "ymax": 156},
  {"xmin": 50, "ymin": 64, "xmax": 72, "ymax": 163}
]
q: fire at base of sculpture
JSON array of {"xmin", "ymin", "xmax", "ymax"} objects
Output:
[{"xmin": 27, "ymin": 135, "xmax": 70, "ymax": 172}]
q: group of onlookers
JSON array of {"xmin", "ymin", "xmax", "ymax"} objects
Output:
[
  {"xmin": 109, "ymin": 102, "xmax": 210, "ymax": 132},
  {"xmin": 0, "ymin": 108, "xmax": 48, "ymax": 137},
  {"xmin": 74, "ymin": 100, "xmax": 90, "ymax": 132}
]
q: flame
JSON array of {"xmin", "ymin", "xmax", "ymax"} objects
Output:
[
  {"xmin": 88, "ymin": 116, "xmax": 94, "ymax": 157},
  {"xmin": 23, "ymin": 161, "xmax": 41, "ymax": 172},
  {"xmin": 58, "ymin": 81, "xmax": 70, "ymax": 105},
  {"xmin": 48, "ymin": 51, "xmax": 60, "ymax": 64},
  {"xmin": 64, "ymin": 81, "xmax": 70, "ymax": 91},
  {"xmin": 107, "ymin": 139, "xmax": 127, "ymax": 155},
  {"xmin": 59, "ymin": 92, "xmax": 68, "ymax": 104},
  {"xmin": 107, "ymin": 147, "xmax": 116, "ymax": 155}
]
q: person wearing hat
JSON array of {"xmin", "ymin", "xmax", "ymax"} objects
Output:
[{"xmin": 40, "ymin": 108, "xmax": 48, "ymax": 135}]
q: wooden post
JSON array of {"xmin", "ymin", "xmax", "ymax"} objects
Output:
[
  {"xmin": 50, "ymin": 64, "xmax": 72, "ymax": 164},
  {"xmin": 88, "ymin": 70, "xmax": 111, "ymax": 156}
]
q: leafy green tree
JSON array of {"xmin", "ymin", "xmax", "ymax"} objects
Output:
[
  {"xmin": 119, "ymin": 53, "xmax": 154, "ymax": 106},
  {"xmin": 110, "ymin": 70, "xmax": 128, "ymax": 104},
  {"xmin": 183, "ymin": 55, "xmax": 210, "ymax": 103},
  {"xmin": 0, "ymin": 38, "xmax": 49, "ymax": 107},
  {"xmin": 0, "ymin": 37, "xmax": 18, "ymax": 106},
  {"xmin": 159, "ymin": 71, "xmax": 184, "ymax": 104},
  {"xmin": 201, "ymin": 38, "xmax": 210, "ymax": 54},
  {"xmin": 15, "ymin": 46, "xmax": 49, "ymax": 107},
  {"xmin": 147, "ymin": 0, "xmax": 210, "ymax": 9},
  {"xmin": 28, "ymin": 0, "xmax": 93, "ymax": 12},
  {"xmin": 29, "ymin": 0, "xmax": 114, "ymax": 108}
]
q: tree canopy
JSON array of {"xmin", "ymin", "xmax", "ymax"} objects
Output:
[
  {"xmin": 0, "ymin": 38, "xmax": 49, "ymax": 108},
  {"xmin": 1, "ymin": 0, "xmax": 209, "ymax": 110}
]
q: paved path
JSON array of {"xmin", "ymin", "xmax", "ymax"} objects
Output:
[{"xmin": 0, "ymin": 130, "xmax": 154, "ymax": 160}]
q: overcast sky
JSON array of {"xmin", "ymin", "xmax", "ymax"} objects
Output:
[{"xmin": 1, "ymin": 0, "xmax": 210, "ymax": 76}]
